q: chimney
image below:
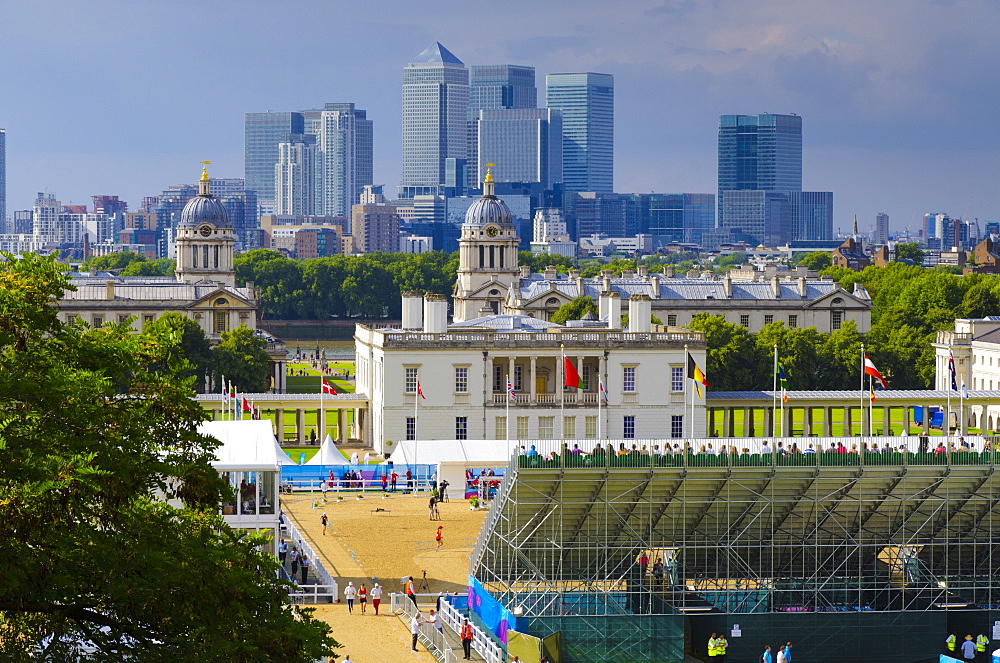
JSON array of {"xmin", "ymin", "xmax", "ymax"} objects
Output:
[
  {"xmin": 402, "ymin": 291, "xmax": 423, "ymax": 329},
  {"xmin": 544, "ymin": 265, "xmax": 558, "ymax": 280},
  {"xmin": 771, "ymin": 275, "xmax": 781, "ymax": 299},
  {"xmin": 520, "ymin": 265, "xmax": 531, "ymax": 278},
  {"xmin": 105, "ymin": 280, "xmax": 115, "ymax": 300},
  {"xmin": 650, "ymin": 275, "xmax": 660, "ymax": 299},
  {"xmin": 601, "ymin": 270, "xmax": 612, "ymax": 292},
  {"xmin": 575, "ymin": 274, "xmax": 585, "ymax": 297},
  {"xmin": 599, "ymin": 290, "xmax": 621, "ymax": 329},
  {"xmin": 423, "ymin": 293, "xmax": 448, "ymax": 333},
  {"xmin": 628, "ymin": 294, "xmax": 652, "ymax": 333},
  {"xmin": 798, "ymin": 276, "xmax": 807, "ymax": 297},
  {"xmin": 723, "ymin": 272, "xmax": 733, "ymax": 298},
  {"xmin": 622, "ymin": 270, "xmax": 635, "ymax": 279},
  {"xmin": 637, "ymin": 265, "xmax": 648, "ymax": 278}
]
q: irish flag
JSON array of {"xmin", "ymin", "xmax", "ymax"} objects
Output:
[
  {"xmin": 564, "ymin": 357, "xmax": 582, "ymax": 389},
  {"xmin": 864, "ymin": 355, "xmax": 888, "ymax": 389}
]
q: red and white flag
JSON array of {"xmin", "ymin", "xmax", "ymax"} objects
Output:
[
  {"xmin": 241, "ymin": 396, "xmax": 252, "ymax": 413},
  {"xmin": 321, "ymin": 378, "xmax": 337, "ymax": 395},
  {"xmin": 863, "ymin": 355, "xmax": 888, "ymax": 389},
  {"xmin": 416, "ymin": 380, "xmax": 426, "ymax": 399}
]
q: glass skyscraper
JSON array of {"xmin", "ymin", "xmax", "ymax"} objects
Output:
[
  {"xmin": 467, "ymin": 64, "xmax": 537, "ymax": 186},
  {"xmin": 401, "ymin": 42, "xmax": 469, "ymax": 198},
  {"xmin": 244, "ymin": 112, "xmax": 306, "ymax": 213},
  {"xmin": 315, "ymin": 103, "xmax": 373, "ymax": 217},
  {"xmin": 545, "ymin": 73, "xmax": 614, "ymax": 193},
  {"xmin": 477, "ymin": 108, "xmax": 562, "ymax": 188},
  {"xmin": 0, "ymin": 129, "xmax": 5, "ymax": 232}
]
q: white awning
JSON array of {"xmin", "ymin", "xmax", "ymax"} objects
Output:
[{"xmin": 199, "ymin": 420, "xmax": 293, "ymax": 471}]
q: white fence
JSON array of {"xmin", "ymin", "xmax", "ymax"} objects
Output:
[
  {"xmin": 391, "ymin": 593, "xmax": 504, "ymax": 663},
  {"xmin": 283, "ymin": 510, "xmax": 338, "ymax": 603}
]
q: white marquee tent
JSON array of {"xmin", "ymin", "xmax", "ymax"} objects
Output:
[
  {"xmin": 199, "ymin": 419, "xmax": 295, "ymax": 470},
  {"xmin": 386, "ymin": 439, "xmax": 517, "ymax": 500},
  {"xmin": 305, "ymin": 434, "xmax": 351, "ymax": 466}
]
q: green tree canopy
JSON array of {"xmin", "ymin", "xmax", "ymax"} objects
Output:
[
  {"xmin": 796, "ymin": 251, "xmax": 832, "ymax": 271},
  {"xmin": 0, "ymin": 253, "xmax": 336, "ymax": 661},
  {"xmin": 894, "ymin": 242, "xmax": 925, "ymax": 265},
  {"xmin": 549, "ymin": 295, "xmax": 600, "ymax": 324},
  {"xmin": 213, "ymin": 324, "xmax": 271, "ymax": 392},
  {"xmin": 120, "ymin": 257, "xmax": 175, "ymax": 277},
  {"xmin": 81, "ymin": 251, "xmax": 147, "ymax": 272},
  {"xmin": 687, "ymin": 313, "xmax": 763, "ymax": 390},
  {"xmin": 142, "ymin": 312, "xmax": 214, "ymax": 393}
]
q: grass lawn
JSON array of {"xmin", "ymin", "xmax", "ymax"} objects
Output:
[{"xmin": 710, "ymin": 405, "xmax": 981, "ymax": 438}]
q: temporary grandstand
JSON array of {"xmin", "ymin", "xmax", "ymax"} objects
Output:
[{"xmin": 469, "ymin": 436, "xmax": 1000, "ymax": 663}]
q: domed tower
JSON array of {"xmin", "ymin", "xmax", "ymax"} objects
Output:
[
  {"xmin": 174, "ymin": 163, "xmax": 236, "ymax": 287},
  {"xmin": 453, "ymin": 165, "xmax": 520, "ymax": 322}
]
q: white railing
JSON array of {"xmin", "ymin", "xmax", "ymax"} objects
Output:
[
  {"xmin": 283, "ymin": 509, "xmax": 338, "ymax": 602},
  {"xmin": 391, "ymin": 593, "xmax": 504, "ymax": 663}
]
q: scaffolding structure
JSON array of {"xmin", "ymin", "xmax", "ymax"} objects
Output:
[{"xmin": 470, "ymin": 437, "xmax": 1000, "ymax": 663}]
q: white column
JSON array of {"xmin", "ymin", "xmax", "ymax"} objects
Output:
[{"xmin": 530, "ymin": 357, "xmax": 537, "ymax": 403}]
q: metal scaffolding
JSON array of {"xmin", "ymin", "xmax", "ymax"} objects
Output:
[{"xmin": 470, "ymin": 437, "xmax": 1000, "ymax": 663}]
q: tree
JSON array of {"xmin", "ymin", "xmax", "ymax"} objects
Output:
[
  {"xmin": 142, "ymin": 312, "xmax": 214, "ymax": 392},
  {"xmin": 687, "ymin": 314, "xmax": 764, "ymax": 390},
  {"xmin": 960, "ymin": 282, "xmax": 1000, "ymax": 319},
  {"xmin": 81, "ymin": 251, "xmax": 146, "ymax": 272},
  {"xmin": 549, "ymin": 296, "xmax": 600, "ymax": 324},
  {"xmin": 797, "ymin": 251, "xmax": 832, "ymax": 271},
  {"xmin": 121, "ymin": 257, "xmax": 175, "ymax": 277},
  {"xmin": 0, "ymin": 253, "xmax": 336, "ymax": 661},
  {"xmin": 213, "ymin": 325, "xmax": 272, "ymax": 392},
  {"xmin": 894, "ymin": 242, "xmax": 925, "ymax": 265}
]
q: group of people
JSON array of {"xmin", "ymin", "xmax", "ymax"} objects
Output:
[
  {"xmin": 946, "ymin": 632, "xmax": 990, "ymax": 661},
  {"xmin": 760, "ymin": 642, "xmax": 793, "ymax": 663},
  {"xmin": 278, "ymin": 540, "xmax": 311, "ymax": 585},
  {"xmin": 342, "ymin": 581, "xmax": 382, "ymax": 615}
]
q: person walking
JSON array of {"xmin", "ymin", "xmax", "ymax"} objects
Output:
[
  {"xmin": 784, "ymin": 642, "xmax": 792, "ymax": 663},
  {"xmin": 410, "ymin": 611, "xmax": 423, "ymax": 652},
  {"xmin": 761, "ymin": 645, "xmax": 772, "ymax": 663},
  {"xmin": 406, "ymin": 575, "xmax": 418, "ymax": 607},
  {"xmin": 278, "ymin": 540, "xmax": 288, "ymax": 566},
  {"xmin": 370, "ymin": 582, "xmax": 382, "ymax": 615},
  {"xmin": 290, "ymin": 546, "xmax": 300, "ymax": 577},
  {"xmin": 381, "ymin": 473, "xmax": 388, "ymax": 492},
  {"xmin": 299, "ymin": 553, "xmax": 310, "ymax": 585},
  {"xmin": 390, "ymin": 471, "xmax": 398, "ymax": 492},
  {"xmin": 321, "ymin": 512, "xmax": 329, "ymax": 536},
  {"xmin": 961, "ymin": 635, "xmax": 977, "ymax": 661},
  {"xmin": 428, "ymin": 495, "xmax": 437, "ymax": 521},
  {"xmin": 358, "ymin": 583, "xmax": 367, "ymax": 614},
  {"xmin": 436, "ymin": 525, "xmax": 444, "ymax": 548},
  {"xmin": 344, "ymin": 582, "xmax": 356, "ymax": 614},
  {"xmin": 776, "ymin": 645, "xmax": 788, "ymax": 663},
  {"xmin": 461, "ymin": 618, "xmax": 474, "ymax": 659}
]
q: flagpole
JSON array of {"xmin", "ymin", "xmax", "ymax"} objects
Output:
[
  {"xmin": 506, "ymin": 374, "xmax": 511, "ymax": 444},
  {"xmin": 947, "ymin": 376, "xmax": 952, "ymax": 441},
  {"xmin": 560, "ymin": 345, "xmax": 566, "ymax": 442},
  {"xmin": 772, "ymin": 344, "xmax": 778, "ymax": 438},
  {"xmin": 960, "ymin": 378, "xmax": 965, "ymax": 436},
  {"xmin": 221, "ymin": 374, "xmax": 226, "ymax": 420}
]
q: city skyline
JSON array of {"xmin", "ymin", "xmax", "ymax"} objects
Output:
[{"xmin": 1, "ymin": 0, "xmax": 998, "ymax": 233}]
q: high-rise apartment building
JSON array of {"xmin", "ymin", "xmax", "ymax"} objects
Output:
[
  {"xmin": 477, "ymin": 108, "xmax": 562, "ymax": 188},
  {"xmin": 244, "ymin": 112, "xmax": 306, "ymax": 213},
  {"xmin": 275, "ymin": 136, "xmax": 316, "ymax": 216},
  {"xmin": 0, "ymin": 129, "xmax": 6, "ymax": 231},
  {"xmin": 467, "ymin": 65, "xmax": 536, "ymax": 186},
  {"xmin": 351, "ymin": 199, "xmax": 400, "ymax": 254},
  {"xmin": 401, "ymin": 42, "xmax": 469, "ymax": 198},
  {"xmin": 876, "ymin": 212, "xmax": 890, "ymax": 245},
  {"xmin": 316, "ymin": 103, "xmax": 373, "ymax": 217},
  {"xmin": 545, "ymin": 73, "xmax": 614, "ymax": 193}
]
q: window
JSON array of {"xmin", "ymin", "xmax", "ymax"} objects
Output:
[
  {"xmin": 563, "ymin": 416, "xmax": 576, "ymax": 439},
  {"xmin": 454, "ymin": 367, "xmax": 469, "ymax": 394},
  {"xmin": 671, "ymin": 415, "xmax": 684, "ymax": 438},
  {"xmin": 456, "ymin": 417, "xmax": 468, "ymax": 440},
  {"xmin": 623, "ymin": 366, "xmax": 636, "ymax": 393},
  {"xmin": 582, "ymin": 365, "xmax": 591, "ymax": 390},
  {"xmin": 832, "ymin": 311, "xmax": 843, "ymax": 331},
  {"xmin": 740, "ymin": 314, "xmax": 750, "ymax": 327},
  {"xmin": 671, "ymin": 366, "xmax": 684, "ymax": 392},
  {"xmin": 585, "ymin": 416, "xmax": 597, "ymax": 439},
  {"xmin": 405, "ymin": 367, "xmax": 418, "ymax": 394},
  {"xmin": 143, "ymin": 314, "xmax": 154, "ymax": 326},
  {"xmin": 68, "ymin": 315, "xmax": 77, "ymax": 325},
  {"xmin": 667, "ymin": 314, "xmax": 677, "ymax": 326},
  {"xmin": 764, "ymin": 314, "xmax": 774, "ymax": 325},
  {"xmin": 117, "ymin": 315, "xmax": 129, "ymax": 325},
  {"xmin": 624, "ymin": 415, "xmax": 636, "ymax": 439},
  {"xmin": 514, "ymin": 365, "xmax": 523, "ymax": 391},
  {"xmin": 406, "ymin": 417, "xmax": 416, "ymax": 441},
  {"xmin": 495, "ymin": 416, "xmax": 507, "ymax": 440},
  {"xmin": 516, "ymin": 416, "xmax": 529, "ymax": 438},
  {"xmin": 214, "ymin": 311, "xmax": 228, "ymax": 334},
  {"xmin": 92, "ymin": 316, "xmax": 103, "ymax": 327},
  {"xmin": 493, "ymin": 365, "xmax": 503, "ymax": 392},
  {"xmin": 788, "ymin": 315, "xmax": 798, "ymax": 329},
  {"xmin": 539, "ymin": 417, "xmax": 554, "ymax": 439}
]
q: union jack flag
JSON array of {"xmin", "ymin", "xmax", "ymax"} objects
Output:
[{"xmin": 507, "ymin": 378, "xmax": 517, "ymax": 402}]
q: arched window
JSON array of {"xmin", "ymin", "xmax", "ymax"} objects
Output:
[
  {"xmin": 545, "ymin": 297, "xmax": 560, "ymax": 306},
  {"xmin": 832, "ymin": 297, "xmax": 844, "ymax": 305}
]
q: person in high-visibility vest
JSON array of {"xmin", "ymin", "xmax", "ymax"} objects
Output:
[
  {"xmin": 708, "ymin": 633, "xmax": 719, "ymax": 658},
  {"xmin": 946, "ymin": 633, "xmax": 957, "ymax": 652},
  {"xmin": 976, "ymin": 632, "xmax": 989, "ymax": 654},
  {"xmin": 406, "ymin": 576, "xmax": 417, "ymax": 607},
  {"xmin": 716, "ymin": 634, "xmax": 728, "ymax": 663},
  {"xmin": 461, "ymin": 618, "xmax": 474, "ymax": 660}
]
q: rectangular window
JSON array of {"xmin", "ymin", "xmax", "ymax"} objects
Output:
[
  {"xmin": 788, "ymin": 315, "xmax": 798, "ymax": 329},
  {"xmin": 740, "ymin": 314, "xmax": 750, "ymax": 328},
  {"xmin": 406, "ymin": 417, "xmax": 416, "ymax": 441},
  {"xmin": 623, "ymin": 366, "xmax": 636, "ymax": 393},
  {"xmin": 214, "ymin": 311, "xmax": 228, "ymax": 334},
  {"xmin": 495, "ymin": 416, "xmax": 506, "ymax": 440},
  {"xmin": 585, "ymin": 416, "xmax": 597, "ymax": 439},
  {"xmin": 493, "ymin": 365, "xmax": 503, "ymax": 392},
  {"xmin": 454, "ymin": 367, "xmax": 469, "ymax": 394},
  {"xmin": 671, "ymin": 366, "xmax": 684, "ymax": 392},
  {"xmin": 832, "ymin": 311, "xmax": 843, "ymax": 331},
  {"xmin": 68, "ymin": 315, "xmax": 77, "ymax": 325},
  {"xmin": 92, "ymin": 316, "xmax": 103, "ymax": 327},
  {"xmin": 514, "ymin": 365, "xmax": 523, "ymax": 391},
  {"xmin": 582, "ymin": 365, "xmax": 591, "ymax": 390},
  {"xmin": 764, "ymin": 314, "xmax": 774, "ymax": 325},
  {"xmin": 539, "ymin": 417, "xmax": 554, "ymax": 439},
  {"xmin": 671, "ymin": 415, "xmax": 683, "ymax": 438},
  {"xmin": 143, "ymin": 314, "xmax": 154, "ymax": 326},
  {"xmin": 563, "ymin": 416, "xmax": 576, "ymax": 439},
  {"xmin": 667, "ymin": 314, "xmax": 677, "ymax": 327},
  {"xmin": 516, "ymin": 416, "xmax": 529, "ymax": 439},
  {"xmin": 405, "ymin": 367, "xmax": 418, "ymax": 394},
  {"xmin": 455, "ymin": 417, "xmax": 468, "ymax": 440},
  {"xmin": 624, "ymin": 415, "xmax": 636, "ymax": 439}
]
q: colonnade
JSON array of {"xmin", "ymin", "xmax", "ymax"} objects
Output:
[{"xmin": 199, "ymin": 394, "xmax": 368, "ymax": 444}]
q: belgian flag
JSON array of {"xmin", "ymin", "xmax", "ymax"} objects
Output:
[{"xmin": 687, "ymin": 355, "xmax": 708, "ymax": 398}]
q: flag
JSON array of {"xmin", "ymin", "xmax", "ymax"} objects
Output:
[
  {"xmin": 863, "ymin": 355, "xmax": 888, "ymax": 389},
  {"xmin": 507, "ymin": 377, "xmax": 517, "ymax": 402},
  {"xmin": 870, "ymin": 383, "xmax": 876, "ymax": 403},
  {"xmin": 948, "ymin": 349, "xmax": 958, "ymax": 391},
  {"xmin": 241, "ymin": 396, "xmax": 251, "ymax": 413},
  {"xmin": 221, "ymin": 375, "xmax": 227, "ymax": 400},
  {"xmin": 229, "ymin": 380, "xmax": 236, "ymax": 401},
  {"xmin": 563, "ymin": 357, "xmax": 582, "ymax": 389},
  {"xmin": 777, "ymin": 363, "xmax": 790, "ymax": 403},
  {"xmin": 251, "ymin": 401, "xmax": 259, "ymax": 420},
  {"xmin": 599, "ymin": 377, "xmax": 609, "ymax": 403},
  {"xmin": 961, "ymin": 378, "xmax": 969, "ymax": 400},
  {"xmin": 687, "ymin": 355, "xmax": 708, "ymax": 398},
  {"xmin": 321, "ymin": 378, "xmax": 337, "ymax": 395},
  {"xmin": 416, "ymin": 380, "xmax": 426, "ymax": 400}
]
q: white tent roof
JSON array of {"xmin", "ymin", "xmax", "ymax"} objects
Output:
[
  {"xmin": 199, "ymin": 420, "xmax": 294, "ymax": 470},
  {"xmin": 306, "ymin": 434, "xmax": 351, "ymax": 465},
  {"xmin": 386, "ymin": 439, "xmax": 517, "ymax": 466}
]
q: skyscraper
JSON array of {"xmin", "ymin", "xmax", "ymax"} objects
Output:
[
  {"xmin": 477, "ymin": 108, "xmax": 562, "ymax": 188},
  {"xmin": 467, "ymin": 64, "xmax": 536, "ymax": 186},
  {"xmin": 545, "ymin": 73, "xmax": 614, "ymax": 193},
  {"xmin": 244, "ymin": 112, "xmax": 306, "ymax": 213},
  {"xmin": 316, "ymin": 103, "xmax": 373, "ymax": 217},
  {"xmin": 401, "ymin": 42, "xmax": 469, "ymax": 198},
  {"xmin": 0, "ymin": 129, "xmax": 6, "ymax": 231},
  {"xmin": 274, "ymin": 136, "xmax": 316, "ymax": 216},
  {"xmin": 876, "ymin": 212, "xmax": 890, "ymax": 245}
]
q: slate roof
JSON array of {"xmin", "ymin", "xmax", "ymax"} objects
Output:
[
  {"xmin": 516, "ymin": 277, "xmax": 844, "ymax": 303},
  {"xmin": 448, "ymin": 314, "xmax": 563, "ymax": 331}
]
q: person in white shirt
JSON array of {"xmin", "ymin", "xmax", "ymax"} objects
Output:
[
  {"xmin": 370, "ymin": 583, "xmax": 383, "ymax": 615},
  {"xmin": 343, "ymin": 581, "xmax": 357, "ymax": 613},
  {"xmin": 776, "ymin": 645, "xmax": 788, "ymax": 663},
  {"xmin": 410, "ymin": 612, "xmax": 423, "ymax": 651},
  {"xmin": 427, "ymin": 609, "xmax": 442, "ymax": 634}
]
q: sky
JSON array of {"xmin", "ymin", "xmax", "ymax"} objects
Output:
[{"xmin": 1, "ymin": 0, "xmax": 998, "ymax": 236}]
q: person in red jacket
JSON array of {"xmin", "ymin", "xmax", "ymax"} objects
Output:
[{"xmin": 461, "ymin": 618, "xmax": 474, "ymax": 660}]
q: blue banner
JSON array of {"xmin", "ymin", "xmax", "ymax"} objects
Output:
[{"xmin": 468, "ymin": 576, "xmax": 520, "ymax": 644}]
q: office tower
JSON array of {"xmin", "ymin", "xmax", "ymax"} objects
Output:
[
  {"xmin": 92, "ymin": 195, "xmax": 127, "ymax": 215},
  {"xmin": 545, "ymin": 73, "xmax": 614, "ymax": 192},
  {"xmin": 12, "ymin": 210, "xmax": 32, "ymax": 234},
  {"xmin": 876, "ymin": 212, "xmax": 890, "ymax": 245},
  {"xmin": 316, "ymin": 103, "xmax": 373, "ymax": 217},
  {"xmin": 32, "ymin": 193, "xmax": 62, "ymax": 244},
  {"xmin": 244, "ymin": 111, "xmax": 306, "ymax": 213},
  {"xmin": 0, "ymin": 129, "xmax": 5, "ymax": 231},
  {"xmin": 476, "ymin": 108, "xmax": 562, "ymax": 188},
  {"xmin": 351, "ymin": 199, "xmax": 400, "ymax": 253},
  {"xmin": 400, "ymin": 42, "xmax": 469, "ymax": 198},
  {"xmin": 467, "ymin": 64, "xmax": 536, "ymax": 186},
  {"xmin": 275, "ymin": 136, "xmax": 316, "ymax": 215},
  {"xmin": 639, "ymin": 193, "xmax": 716, "ymax": 245}
]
